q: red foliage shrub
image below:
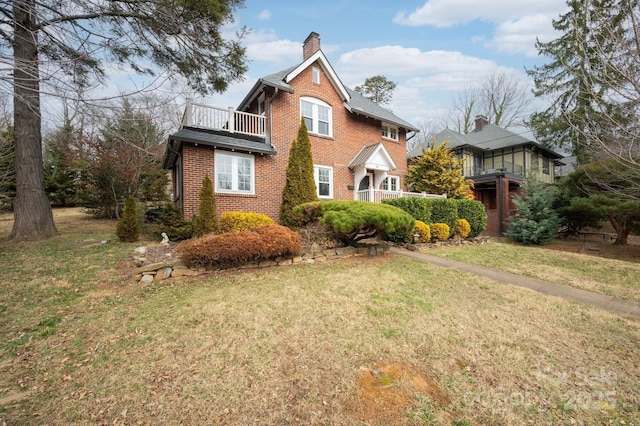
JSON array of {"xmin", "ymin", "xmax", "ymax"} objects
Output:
[{"xmin": 176, "ymin": 224, "xmax": 302, "ymax": 268}]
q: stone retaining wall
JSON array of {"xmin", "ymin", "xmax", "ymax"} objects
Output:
[{"xmin": 132, "ymin": 243, "xmax": 391, "ymax": 283}]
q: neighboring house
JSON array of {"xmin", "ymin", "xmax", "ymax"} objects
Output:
[
  {"xmin": 163, "ymin": 32, "xmax": 440, "ymax": 221},
  {"xmin": 408, "ymin": 116, "xmax": 564, "ymax": 235}
]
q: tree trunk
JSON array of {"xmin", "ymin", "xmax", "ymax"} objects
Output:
[
  {"xmin": 10, "ymin": 0, "xmax": 58, "ymax": 241},
  {"xmin": 609, "ymin": 215, "xmax": 630, "ymax": 245}
]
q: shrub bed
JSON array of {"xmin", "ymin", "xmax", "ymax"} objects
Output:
[
  {"xmin": 219, "ymin": 211, "xmax": 274, "ymax": 233},
  {"xmin": 177, "ymin": 224, "xmax": 301, "ymax": 268}
]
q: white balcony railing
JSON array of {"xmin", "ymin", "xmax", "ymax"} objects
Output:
[
  {"xmin": 182, "ymin": 99, "xmax": 266, "ymax": 138},
  {"xmin": 357, "ymin": 189, "xmax": 446, "ymax": 203}
]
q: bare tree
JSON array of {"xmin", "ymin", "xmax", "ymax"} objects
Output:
[
  {"xmin": 445, "ymin": 72, "xmax": 533, "ymax": 133},
  {"xmin": 408, "ymin": 119, "xmax": 445, "ymax": 152},
  {"xmin": 1, "ymin": 0, "xmax": 248, "ymax": 241}
]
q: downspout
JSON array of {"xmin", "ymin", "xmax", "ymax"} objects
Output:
[
  {"xmin": 268, "ymin": 87, "xmax": 279, "ymax": 147},
  {"xmin": 166, "ymin": 140, "xmax": 182, "ymax": 210}
]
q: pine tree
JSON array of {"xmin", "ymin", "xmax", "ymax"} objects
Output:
[
  {"xmin": 406, "ymin": 139, "xmax": 474, "ymax": 199},
  {"xmin": 280, "ymin": 118, "xmax": 318, "ymax": 227},
  {"xmin": 195, "ymin": 174, "xmax": 218, "ymax": 237},
  {"xmin": 505, "ymin": 178, "xmax": 559, "ymax": 244}
]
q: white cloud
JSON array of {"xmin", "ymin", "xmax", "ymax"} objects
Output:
[
  {"xmin": 393, "ymin": 1, "xmax": 568, "ymax": 59},
  {"xmin": 258, "ymin": 9, "xmax": 271, "ymax": 20},
  {"xmin": 394, "ymin": 0, "xmax": 564, "ymax": 27}
]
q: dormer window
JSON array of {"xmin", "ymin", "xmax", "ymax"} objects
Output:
[
  {"xmin": 382, "ymin": 123, "xmax": 398, "ymax": 141},
  {"xmin": 312, "ymin": 67, "xmax": 321, "ymax": 84}
]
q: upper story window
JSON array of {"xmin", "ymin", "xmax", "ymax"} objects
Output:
[
  {"xmin": 381, "ymin": 123, "xmax": 398, "ymax": 141},
  {"xmin": 382, "ymin": 176, "xmax": 400, "ymax": 192},
  {"xmin": 215, "ymin": 151, "xmax": 255, "ymax": 194},
  {"xmin": 301, "ymin": 97, "xmax": 332, "ymax": 137},
  {"xmin": 312, "ymin": 67, "xmax": 321, "ymax": 84},
  {"xmin": 258, "ymin": 93, "xmax": 266, "ymax": 115},
  {"xmin": 542, "ymin": 156, "xmax": 550, "ymax": 175},
  {"xmin": 314, "ymin": 165, "xmax": 333, "ymax": 198}
]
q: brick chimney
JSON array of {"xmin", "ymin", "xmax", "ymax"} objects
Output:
[
  {"xmin": 303, "ymin": 32, "xmax": 321, "ymax": 61},
  {"xmin": 474, "ymin": 115, "xmax": 489, "ymax": 132}
]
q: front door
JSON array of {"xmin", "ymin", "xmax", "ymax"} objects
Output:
[{"xmin": 358, "ymin": 173, "xmax": 373, "ymax": 191}]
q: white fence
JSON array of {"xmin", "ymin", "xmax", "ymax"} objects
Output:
[
  {"xmin": 182, "ymin": 100, "xmax": 266, "ymax": 138},
  {"xmin": 356, "ymin": 190, "xmax": 446, "ymax": 203}
]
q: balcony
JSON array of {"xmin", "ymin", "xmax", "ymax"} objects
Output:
[
  {"xmin": 356, "ymin": 189, "xmax": 446, "ymax": 203},
  {"xmin": 182, "ymin": 99, "xmax": 266, "ymax": 139}
]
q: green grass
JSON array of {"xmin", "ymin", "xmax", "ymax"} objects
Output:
[{"xmin": 0, "ymin": 209, "xmax": 638, "ymax": 425}]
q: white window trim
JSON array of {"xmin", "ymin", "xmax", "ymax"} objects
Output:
[
  {"xmin": 215, "ymin": 151, "xmax": 255, "ymax": 195},
  {"xmin": 382, "ymin": 176, "xmax": 400, "ymax": 192},
  {"xmin": 301, "ymin": 96, "xmax": 332, "ymax": 137},
  {"xmin": 381, "ymin": 122, "xmax": 399, "ymax": 141},
  {"xmin": 314, "ymin": 165, "xmax": 333, "ymax": 199}
]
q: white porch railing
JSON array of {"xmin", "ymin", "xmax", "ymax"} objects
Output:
[
  {"xmin": 357, "ymin": 190, "xmax": 446, "ymax": 203},
  {"xmin": 182, "ymin": 99, "xmax": 266, "ymax": 138}
]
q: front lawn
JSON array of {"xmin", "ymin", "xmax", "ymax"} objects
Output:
[{"xmin": 0, "ymin": 209, "xmax": 638, "ymax": 425}]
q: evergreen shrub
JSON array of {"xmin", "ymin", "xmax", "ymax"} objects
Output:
[
  {"xmin": 382, "ymin": 197, "xmax": 432, "ymax": 223},
  {"xmin": 194, "ymin": 174, "xmax": 217, "ymax": 237},
  {"xmin": 116, "ymin": 196, "xmax": 140, "ymax": 242},
  {"xmin": 430, "ymin": 198, "xmax": 458, "ymax": 236},
  {"xmin": 219, "ymin": 212, "xmax": 274, "ymax": 233},
  {"xmin": 295, "ymin": 200, "xmax": 415, "ymax": 246},
  {"xmin": 455, "ymin": 219, "xmax": 471, "ymax": 238},
  {"xmin": 430, "ymin": 223, "xmax": 450, "ymax": 242},
  {"xmin": 414, "ymin": 220, "xmax": 431, "ymax": 243},
  {"xmin": 176, "ymin": 224, "xmax": 301, "ymax": 268},
  {"xmin": 454, "ymin": 199, "xmax": 487, "ymax": 238},
  {"xmin": 157, "ymin": 204, "xmax": 193, "ymax": 241}
]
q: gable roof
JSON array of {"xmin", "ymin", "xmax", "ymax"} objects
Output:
[
  {"xmin": 238, "ymin": 51, "xmax": 419, "ymax": 133},
  {"xmin": 349, "ymin": 142, "xmax": 398, "ymax": 171},
  {"xmin": 408, "ymin": 125, "xmax": 563, "ymax": 159}
]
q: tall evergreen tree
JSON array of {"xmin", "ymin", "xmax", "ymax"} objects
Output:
[
  {"xmin": 354, "ymin": 75, "xmax": 397, "ymax": 106},
  {"xmin": 3, "ymin": 0, "xmax": 247, "ymax": 241},
  {"xmin": 406, "ymin": 140, "xmax": 474, "ymax": 199},
  {"xmin": 527, "ymin": 0, "xmax": 637, "ymax": 161},
  {"xmin": 280, "ymin": 118, "xmax": 318, "ymax": 228}
]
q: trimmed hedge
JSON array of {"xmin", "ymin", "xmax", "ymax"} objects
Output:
[
  {"xmin": 219, "ymin": 211, "xmax": 274, "ymax": 233},
  {"xmin": 381, "ymin": 197, "xmax": 432, "ymax": 223},
  {"xmin": 454, "ymin": 199, "xmax": 487, "ymax": 238},
  {"xmin": 295, "ymin": 200, "xmax": 415, "ymax": 246},
  {"xmin": 176, "ymin": 224, "xmax": 301, "ymax": 268}
]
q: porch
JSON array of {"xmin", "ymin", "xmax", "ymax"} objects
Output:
[
  {"xmin": 356, "ymin": 189, "xmax": 446, "ymax": 203},
  {"xmin": 181, "ymin": 99, "xmax": 266, "ymax": 139}
]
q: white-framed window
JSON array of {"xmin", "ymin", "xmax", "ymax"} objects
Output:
[
  {"xmin": 382, "ymin": 176, "xmax": 400, "ymax": 192},
  {"xmin": 312, "ymin": 67, "xmax": 321, "ymax": 84},
  {"xmin": 301, "ymin": 97, "xmax": 332, "ymax": 136},
  {"xmin": 314, "ymin": 165, "xmax": 333, "ymax": 198},
  {"xmin": 215, "ymin": 151, "xmax": 255, "ymax": 194},
  {"xmin": 258, "ymin": 93, "xmax": 266, "ymax": 115},
  {"xmin": 381, "ymin": 123, "xmax": 398, "ymax": 141}
]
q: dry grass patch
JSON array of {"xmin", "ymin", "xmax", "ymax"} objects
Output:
[
  {"xmin": 0, "ymin": 210, "xmax": 639, "ymax": 425},
  {"xmin": 425, "ymin": 238, "xmax": 640, "ymax": 302}
]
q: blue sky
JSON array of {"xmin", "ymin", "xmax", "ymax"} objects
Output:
[{"xmin": 194, "ymin": 0, "xmax": 569, "ymax": 130}]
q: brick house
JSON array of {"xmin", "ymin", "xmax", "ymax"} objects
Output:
[
  {"xmin": 408, "ymin": 116, "xmax": 564, "ymax": 235},
  {"xmin": 164, "ymin": 32, "xmax": 440, "ymax": 221}
]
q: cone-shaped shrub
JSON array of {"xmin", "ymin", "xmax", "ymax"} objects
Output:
[
  {"xmin": 280, "ymin": 118, "xmax": 318, "ymax": 228},
  {"xmin": 116, "ymin": 196, "xmax": 139, "ymax": 242},
  {"xmin": 194, "ymin": 174, "xmax": 217, "ymax": 237}
]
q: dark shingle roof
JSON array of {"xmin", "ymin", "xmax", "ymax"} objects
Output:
[
  {"xmin": 164, "ymin": 127, "xmax": 276, "ymax": 168},
  {"xmin": 408, "ymin": 125, "xmax": 563, "ymax": 159}
]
